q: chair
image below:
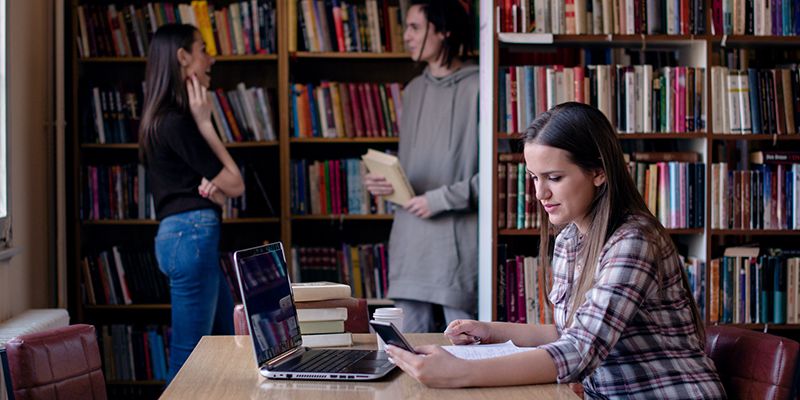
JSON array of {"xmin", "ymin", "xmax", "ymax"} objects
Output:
[
  {"xmin": 234, "ymin": 298, "xmax": 370, "ymax": 335},
  {"xmin": 705, "ymin": 325, "xmax": 800, "ymax": 400},
  {"xmin": 5, "ymin": 324, "xmax": 106, "ymax": 400}
]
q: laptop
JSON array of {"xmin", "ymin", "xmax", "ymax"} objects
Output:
[{"xmin": 233, "ymin": 242, "xmax": 396, "ymax": 380}]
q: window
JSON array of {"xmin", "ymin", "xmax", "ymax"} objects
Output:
[{"xmin": 0, "ymin": 0, "xmax": 8, "ymax": 245}]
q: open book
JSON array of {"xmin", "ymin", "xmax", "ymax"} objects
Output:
[
  {"xmin": 442, "ymin": 340, "xmax": 536, "ymax": 360},
  {"xmin": 361, "ymin": 149, "xmax": 415, "ymax": 206}
]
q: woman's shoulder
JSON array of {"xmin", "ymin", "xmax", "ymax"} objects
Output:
[{"xmin": 604, "ymin": 214, "xmax": 672, "ymax": 257}]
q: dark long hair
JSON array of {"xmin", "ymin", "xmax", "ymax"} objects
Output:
[
  {"xmin": 139, "ymin": 24, "xmax": 198, "ymax": 163},
  {"xmin": 409, "ymin": 0, "xmax": 473, "ymax": 68},
  {"xmin": 524, "ymin": 102, "xmax": 705, "ymax": 344}
]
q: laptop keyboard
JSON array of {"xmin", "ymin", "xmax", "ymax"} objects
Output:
[{"xmin": 288, "ymin": 349, "xmax": 371, "ymax": 372}]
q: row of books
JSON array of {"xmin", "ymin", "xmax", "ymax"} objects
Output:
[
  {"xmin": 710, "ymin": 67, "xmax": 800, "ymax": 135},
  {"xmin": 85, "ymin": 87, "xmax": 140, "ymax": 144},
  {"xmin": 292, "ymin": 0, "xmax": 405, "ymax": 53},
  {"xmin": 684, "ymin": 256, "xmax": 707, "ymax": 320},
  {"xmin": 497, "ymin": 157, "xmax": 541, "ymax": 230},
  {"xmin": 291, "ymin": 283, "xmax": 361, "ymax": 347},
  {"xmin": 709, "ymin": 247, "xmax": 800, "ymax": 324},
  {"xmin": 80, "ymin": 164, "xmax": 155, "ymax": 221},
  {"xmin": 290, "ymin": 158, "xmax": 393, "ymax": 216},
  {"xmin": 495, "ymin": 249, "xmax": 553, "ymax": 324},
  {"xmin": 81, "ymin": 247, "xmax": 169, "ymax": 306},
  {"xmin": 80, "ymin": 163, "xmax": 276, "ymax": 221},
  {"xmin": 711, "ymin": 162, "xmax": 800, "ymax": 230},
  {"xmin": 96, "ymin": 325, "xmax": 170, "ymax": 382},
  {"xmin": 209, "ymin": 84, "xmax": 277, "ymax": 142},
  {"xmin": 76, "ymin": 1, "xmax": 277, "ymax": 58},
  {"xmin": 713, "ymin": 0, "xmax": 800, "ymax": 36},
  {"xmin": 498, "ymin": 65, "xmax": 706, "ymax": 135},
  {"xmin": 291, "ymin": 243, "xmax": 389, "ymax": 299},
  {"xmin": 497, "ymin": 0, "xmax": 706, "ymax": 35},
  {"xmin": 627, "ymin": 154, "xmax": 706, "ymax": 229},
  {"xmin": 291, "ymin": 82, "xmax": 402, "ymax": 138}
]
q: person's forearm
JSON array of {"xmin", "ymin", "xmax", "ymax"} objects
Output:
[
  {"xmin": 487, "ymin": 322, "xmax": 560, "ymax": 347},
  {"xmin": 464, "ymin": 349, "xmax": 558, "ymax": 387},
  {"xmin": 197, "ymin": 121, "xmax": 244, "ymax": 196}
]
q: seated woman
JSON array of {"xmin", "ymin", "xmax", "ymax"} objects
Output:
[{"xmin": 385, "ymin": 102, "xmax": 725, "ymax": 399}]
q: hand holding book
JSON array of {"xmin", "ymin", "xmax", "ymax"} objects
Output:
[{"xmin": 361, "ymin": 149, "xmax": 415, "ymax": 206}]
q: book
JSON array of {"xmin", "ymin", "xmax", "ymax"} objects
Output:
[
  {"xmin": 750, "ymin": 151, "xmax": 800, "ymax": 165},
  {"xmin": 294, "ymin": 297, "xmax": 368, "ymax": 333},
  {"xmin": 301, "ymin": 332, "xmax": 352, "ymax": 347},
  {"xmin": 291, "ymin": 281, "xmax": 351, "ymax": 302},
  {"xmin": 360, "ymin": 149, "xmax": 415, "ymax": 206},
  {"xmin": 298, "ymin": 320, "xmax": 345, "ymax": 334},
  {"xmin": 442, "ymin": 340, "xmax": 536, "ymax": 360},
  {"xmin": 297, "ymin": 307, "xmax": 347, "ymax": 322}
]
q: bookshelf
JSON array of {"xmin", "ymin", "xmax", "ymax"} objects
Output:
[
  {"xmin": 67, "ymin": 0, "xmax": 416, "ymax": 397},
  {"xmin": 478, "ymin": 1, "xmax": 800, "ymax": 338}
]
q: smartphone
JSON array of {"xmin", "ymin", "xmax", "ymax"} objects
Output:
[{"xmin": 369, "ymin": 320, "xmax": 419, "ymax": 354}]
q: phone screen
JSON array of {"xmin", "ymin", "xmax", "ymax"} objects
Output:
[{"xmin": 370, "ymin": 321, "xmax": 419, "ymax": 354}]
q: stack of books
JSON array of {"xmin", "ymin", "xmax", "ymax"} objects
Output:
[{"xmin": 291, "ymin": 282, "xmax": 361, "ymax": 347}]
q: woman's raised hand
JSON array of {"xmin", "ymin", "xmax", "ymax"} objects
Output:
[{"xmin": 187, "ymin": 74, "xmax": 212, "ymax": 127}]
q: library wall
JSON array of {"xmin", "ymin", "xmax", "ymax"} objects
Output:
[{"xmin": 0, "ymin": 0, "xmax": 55, "ymax": 321}]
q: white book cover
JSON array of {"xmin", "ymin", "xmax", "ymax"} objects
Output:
[
  {"xmin": 301, "ymin": 332, "xmax": 352, "ymax": 348},
  {"xmin": 643, "ymin": 65, "xmax": 653, "ymax": 133},
  {"xmin": 292, "ymin": 282, "xmax": 351, "ymax": 302},
  {"xmin": 297, "ymin": 307, "xmax": 348, "ymax": 322}
]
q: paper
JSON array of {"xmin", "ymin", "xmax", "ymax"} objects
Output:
[{"xmin": 442, "ymin": 340, "xmax": 536, "ymax": 360}]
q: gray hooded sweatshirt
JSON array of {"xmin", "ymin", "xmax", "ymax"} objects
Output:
[{"xmin": 387, "ymin": 64, "xmax": 479, "ymax": 313}]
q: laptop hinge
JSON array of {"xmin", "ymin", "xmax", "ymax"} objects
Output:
[{"xmin": 265, "ymin": 347, "xmax": 306, "ymax": 370}]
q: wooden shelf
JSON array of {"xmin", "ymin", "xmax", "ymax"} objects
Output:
[
  {"xmin": 497, "ymin": 33, "xmax": 707, "ymax": 46},
  {"xmin": 82, "ymin": 218, "xmax": 279, "ymax": 226},
  {"xmin": 290, "ymin": 137, "xmax": 399, "ymax": 144},
  {"xmin": 81, "ymin": 141, "xmax": 279, "ymax": 150},
  {"xmin": 292, "ymin": 51, "xmax": 411, "ymax": 59},
  {"xmin": 710, "ymin": 134, "xmax": 800, "ymax": 141},
  {"xmin": 496, "ymin": 132, "xmax": 706, "ymax": 141},
  {"xmin": 665, "ymin": 228, "xmax": 705, "ymax": 235},
  {"xmin": 707, "ymin": 323, "xmax": 800, "ymax": 331},
  {"xmin": 498, "ymin": 229, "xmax": 540, "ymax": 236},
  {"xmin": 291, "ymin": 214, "xmax": 394, "ymax": 221},
  {"xmin": 81, "ymin": 54, "xmax": 277, "ymax": 63},
  {"xmin": 84, "ymin": 304, "xmax": 170, "ymax": 311},
  {"xmin": 711, "ymin": 229, "xmax": 800, "ymax": 236},
  {"xmin": 711, "ymin": 35, "xmax": 800, "ymax": 46}
]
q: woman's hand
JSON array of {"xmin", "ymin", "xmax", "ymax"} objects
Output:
[
  {"xmin": 363, "ymin": 173, "xmax": 394, "ymax": 196},
  {"xmin": 187, "ymin": 74, "xmax": 213, "ymax": 127},
  {"xmin": 404, "ymin": 196, "xmax": 431, "ymax": 219},
  {"xmin": 444, "ymin": 319, "xmax": 492, "ymax": 345},
  {"xmin": 385, "ymin": 345, "xmax": 472, "ymax": 388},
  {"xmin": 198, "ymin": 177, "xmax": 219, "ymax": 199}
]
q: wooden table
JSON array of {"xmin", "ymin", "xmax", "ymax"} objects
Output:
[{"xmin": 160, "ymin": 334, "xmax": 578, "ymax": 400}]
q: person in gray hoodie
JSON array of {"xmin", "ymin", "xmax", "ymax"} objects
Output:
[{"xmin": 364, "ymin": 0, "xmax": 478, "ymax": 333}]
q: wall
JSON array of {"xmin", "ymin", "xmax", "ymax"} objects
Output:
[{"xmin": 0, "ymin": 0, "xmax": 54, "ymax": 321}]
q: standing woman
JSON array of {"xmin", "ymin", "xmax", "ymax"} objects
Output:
[
  {"xmin": 364, "ymin": 0, "xmax": 479, "ymax": 332},
  {"xmin": 139, "ymin": 24, "xmax": 244, "ymax": 381}
]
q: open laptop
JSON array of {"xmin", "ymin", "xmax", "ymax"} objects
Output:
[{"xmin": 233, "ymin": 242, "xmax": 396, "ymax": 380}]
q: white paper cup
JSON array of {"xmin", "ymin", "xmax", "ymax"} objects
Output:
[{"xmin": 372, "ymin": 307, "xmax": 404, "ymax": 351}]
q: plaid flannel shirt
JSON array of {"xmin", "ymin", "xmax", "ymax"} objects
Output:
[{"xmin": 538, "ymin": 216, "xmax": 725, "ymax": 399}]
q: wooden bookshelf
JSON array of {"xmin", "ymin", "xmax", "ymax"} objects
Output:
[
  {"xmin": 290, "ymin": 137, "xmax": 399, "ymax": 144},
  {"xmin": 293, "ymin": 51, "xmax": 411, "ymax": 59},
  {"xmin": 483, "ymin": 3, "xmax": 800, "ymax": 335},
  {"xmin": 291, "ymin": 214, "xmax": 394, "ymax": 221},
  {"xmin": 81, "ymin": 141, "xmax": 279, "ymax": 149},
  {"xmin": 80, "ymin": 54, "xmax": 278, "ymax": 63}
]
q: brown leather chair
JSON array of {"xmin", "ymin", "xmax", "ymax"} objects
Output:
[
  {"xmin": 234, "ymin": 298, "xmax": 370, "ymax": 335},
  {"xmin": 5, "ymin": 324, "xmax": 106, "ymax": 400},
  {"xmin": 705, "ymin": 325, "xmax": 800, "ymax": 400}
]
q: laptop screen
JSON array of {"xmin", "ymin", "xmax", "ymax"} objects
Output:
[{"xmin": 235, "ymin": 243, "xmax": 302, "ymax": 367}]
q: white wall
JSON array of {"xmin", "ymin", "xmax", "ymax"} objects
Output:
[{"xmin": 0, "ymin": 0, "xmax": 54, "ymax": 321}]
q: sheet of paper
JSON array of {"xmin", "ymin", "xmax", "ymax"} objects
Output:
[{"xmin": 441, "ymin": 340, "xmax": 536, "ymax": 360}]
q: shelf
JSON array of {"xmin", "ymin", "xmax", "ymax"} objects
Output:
[
  {"xmin": 82, "ymin": 218, "xmax": 279, "ymax": 226},
  {"xmin": 84, "ymin": 304, "xmax": 170, "ymax": 311},
  {"xmin": 80, "ymin": 54, "xmax": 277, "ymax": 63},
  {"xmin": 497, "ymin": 33, "xmax": 707, "ymax": 46},
  {"xmin": 290, "ymin": 137, "xmax": 399, "ymax": 144},
  {"xmin": 711, "ymin": 229, "xmax": 800, "ymax": 236},
  {"xmin": 711, "ymin": 134, "xmax": 800, "ymax": 141},
  {"xmin": 291, "ymin": 214, "xmax": 394, "ymax": 221},
  {"xmin": 498, "ymin": 229, "xmax": 539, "ymax": 236},
  {"xmin": 292, "ymin": 51, "xmax": 411, "ymax": 59},
  {"xmin": 707, "ymin": 323, "xmax": 800, "ymax": 331},
  {"xmin": 81, "ymin": 141, "xmax": 279, "ymax": 150},
  {"xmin": 664, "ymin": 228, "xmax": 704, "ymax": 235},
  {"xmin": 712, "ymin": 35, "xmax": 800, "ymax": 46},
  {"xmin": 366, "ymin": 298, "xmax": 395, "ymax": 306},
  {"xmin": 495, "ymin": 132, "xmax": 706, "ymax": 141}
]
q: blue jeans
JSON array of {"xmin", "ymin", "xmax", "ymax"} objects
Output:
[{"xmin": 154, "ymin": 208, "xmax": 234, "ymax": 382}]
